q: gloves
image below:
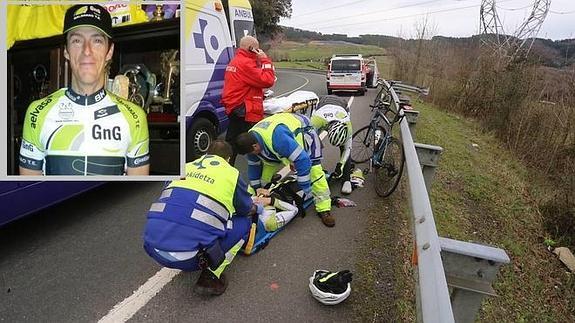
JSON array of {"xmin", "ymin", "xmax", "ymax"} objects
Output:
[{"xmin": 332, "ymin": 163, "xmax": 343, "ymax": 179}]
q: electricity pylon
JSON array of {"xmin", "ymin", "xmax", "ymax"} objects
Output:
[{"xmin": 480, "ymin": 0, "xmax": 551, "ymax": 60}]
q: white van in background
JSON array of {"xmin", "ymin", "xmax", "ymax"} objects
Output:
[
  {"xmin": 185, "ymin": 0, "xmax": 254, "ymax": 161},
  {"xmin": 326, "ymin": 54, "xmax": 366, "ymax": 96}
]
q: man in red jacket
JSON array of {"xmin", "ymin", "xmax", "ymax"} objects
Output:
[{"xmin": 222, "ymin": 35, "xmax": 276, "ymax": 165}]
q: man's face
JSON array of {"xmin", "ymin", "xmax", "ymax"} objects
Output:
[
  {"xmin": 64, "ymin": 27, "xmax": 113, "ymax": 89},
  {"xmin": 252, "ymin": 143, "xmax": 262, "ymax": 154}
]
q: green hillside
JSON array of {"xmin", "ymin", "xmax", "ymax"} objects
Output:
[{"xmin": 269, "ymin": 40, "xmax": 390, "ymax": 76}]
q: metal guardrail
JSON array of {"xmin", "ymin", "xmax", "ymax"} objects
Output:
[
  {"xmin": 381, "ymin": 79, "xmax": 510, "ymax": 323},
  {"xmin": 390, "ymin": 80, "xmax": 430, "ymax": 96},
  {"xmin": 401, "ymin": 117, "xmax": 455, "ymax": 323},
  {"xmin": 381, "ymin": 79, "xmax": 455, "ymax": 323}
]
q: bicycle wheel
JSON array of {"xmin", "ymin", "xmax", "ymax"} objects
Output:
[
  {"xmin": 373, "ymin": 136, "xmax": 405, "ymax": 197},
  {"xmin": 351, "ymin": 125, "xmax": 375, "ymax": 163}
]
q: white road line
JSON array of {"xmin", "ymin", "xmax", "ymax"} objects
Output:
[
  {"xmin": 347, "ymin": 96, "xmax": 355, "ymax": 109},
  {"xmin": 275, "ymin": 74, "xmax": 310, "ymax": 97},
  {"xmin": 98, "ymin": 268, "xmax": 181, "ymax": 323}
]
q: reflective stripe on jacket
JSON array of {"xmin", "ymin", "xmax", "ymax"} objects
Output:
[
  {"xmin": 221, "ymin": 48, "xmax": 276, "ymax": 123},
  {"xmin": 144, "ymin": 155, "xmax": 242, "ymax": 251}
]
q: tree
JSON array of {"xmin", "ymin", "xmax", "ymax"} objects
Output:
[{"xmin": 249, "ymin": 0, "xmax": 292, "ymax": 40}]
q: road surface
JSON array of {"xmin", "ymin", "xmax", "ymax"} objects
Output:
[{"xmin": 0, "ymin": 69, "xmax": 388, "ymax": 322}]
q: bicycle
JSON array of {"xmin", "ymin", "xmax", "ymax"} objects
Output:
[{"xmin": 350, "ymin": 80, "xmax": 405, "ymax": 197}]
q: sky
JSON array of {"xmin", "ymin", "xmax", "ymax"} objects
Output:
[{"xmin": 280, "ymin": 0, "xmax": 575, "ymax": 40}]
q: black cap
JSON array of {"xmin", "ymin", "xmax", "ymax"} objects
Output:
[{"xmin": 64, "ymin": 4, "xmax": 113, "ymax": 39}]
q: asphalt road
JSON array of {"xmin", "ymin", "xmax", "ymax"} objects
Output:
[{"xmin": 0, "ymin": 70, "xmax": 381, "ymax": 322}]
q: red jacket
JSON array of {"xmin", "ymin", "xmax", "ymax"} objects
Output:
[{"xmin": 221, "ymin": 48, "xmax": 276, "ymax": 123}]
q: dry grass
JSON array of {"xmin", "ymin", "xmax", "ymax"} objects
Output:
[
  {"xmin": 386, "ymin": 38, "xmax": 574, "ymax": 320},
  {"xmin": 415, "ymin": 101, "xmax": 575, "ymax": 322},
  {"xmin": 391, "ymin": 40, "xmax": 575, "ymax": 249}
]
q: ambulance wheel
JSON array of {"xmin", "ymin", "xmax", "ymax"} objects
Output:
[{"xmin": 186, "ymin": 118, "xmax": 216, "ymax": 162}]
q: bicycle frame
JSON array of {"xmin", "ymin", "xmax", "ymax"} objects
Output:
[{"xmin": 366, "ymin": 83, "xmax": 404, "ymax": 168}]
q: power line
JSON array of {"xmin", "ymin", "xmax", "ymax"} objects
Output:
[
  {"xmin": 496, "ymin": 4, "xmax": 533, "ymax": 11},
  {"xmin": 298, "ymin": 2, "xmax": 484, "ymax": 30},
  {"xmin": 550, "ymin": 9, "xmax": 575, "ymax": 14},
  {"xmin": 294, "ymin": 0, "xmax": 469, "ymax": 28},
  {"xmin": 289, "ymin": 0, "xmax": 517, "ymax": 31},
  {"xmin": 292, "ymin": 0, "xmax": 367, "ymax": 18}
]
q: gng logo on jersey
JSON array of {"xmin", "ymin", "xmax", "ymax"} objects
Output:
[{"xmin": 92, "ymin": 124, "xmax": 121, "ymax": 140}]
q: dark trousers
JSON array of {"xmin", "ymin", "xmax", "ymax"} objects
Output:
[
  {"xmin": 225, "ymin": 113, "xmax": 256, "ymax": 166},
  {"xmin": 143, "ymin": 216, "xmax": 251, "ymax": 272},
  {"xmin": 340, "ymin": 146, "xmax": 352, "ymax": 182}
]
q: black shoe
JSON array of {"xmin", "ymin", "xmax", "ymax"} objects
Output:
[{"xmin": 194, "ymin": 270, "xmax": 228, "ymax": 296}]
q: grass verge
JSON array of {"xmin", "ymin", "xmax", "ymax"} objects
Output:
[
  {"xmin": 353, "ymin": 99, "xmax": 574, "ymax": 322},
  {"xmin": 351, "ymin": 182, "xmax": 416, "ymax": 323},
  {"xmin": 414, "ymin": 100, "xmax": 575, "ymax": 322}
]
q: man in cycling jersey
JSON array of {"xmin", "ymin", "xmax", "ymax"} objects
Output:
[
  {"xmin": 311, "ymin": 95, "xmax": 353, "ymax": 194},
  {"xmin": 19, "ymin": 4, "xmax": 150, "ymax": 176}
]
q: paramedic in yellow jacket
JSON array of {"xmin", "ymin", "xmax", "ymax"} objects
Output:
[
  {"xmin": 18, "ymin": 4, "xmax": 150, "ymax": 175},
  {"xmin": 235, "ymin": 113, "xmax": 335, "ymax": 227}
]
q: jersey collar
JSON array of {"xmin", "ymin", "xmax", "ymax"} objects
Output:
[{"xmin": 65, "ymin": 87, "xmax": 107, "ymax": 105}]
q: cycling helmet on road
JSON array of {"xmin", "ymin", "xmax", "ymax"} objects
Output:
[
  {"xmin": 327, "ymin": 121, "xmax": 348, "ymax": 146},
  {"xmin": 308, "ymin": 270, "xmax": 353, "ymax": 305}
]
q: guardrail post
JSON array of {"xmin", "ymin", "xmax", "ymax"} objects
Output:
[
  {"xmin": 414, "ymin": 143, "xmax": 443, "ymax": 193},
  {"xmin": 439, "ymin": 238, "xmax": 511, "ymax": 323},
  {"xmin": 403, "ymin": 110, "xmax": 420, "ymax": 140}
]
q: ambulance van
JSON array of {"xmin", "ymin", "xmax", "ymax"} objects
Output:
[{"xmin": 185, "ymin": 0, "xmax": 254, "ymax": 160}]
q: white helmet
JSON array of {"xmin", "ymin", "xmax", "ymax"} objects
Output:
[
  {"xmin": 308, "ymin": 270, "xmax": 352, "ymax": 305},
  {"xmin": 327, "ymin": 121, "xmax": 348, "ymax": 147}
]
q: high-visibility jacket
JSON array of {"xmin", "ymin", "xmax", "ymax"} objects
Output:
[
  {"xmin": 248, "ymin": 113, "xmax": 322, "ymax": 194},
  {"xmin": 144, "ymin": 155, "xmax": 253, "ymax": 252},
  {"xmin": 221, "ymin": 49, "xmax": 276, "ymax": 123}
]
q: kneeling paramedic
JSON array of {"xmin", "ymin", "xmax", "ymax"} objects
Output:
[
  {"xmin": 235, "ymin": 113, "xmax": 334, "ymax": 227},
  {"xmin": 143, "ymin": 140, "xmax": 265, "ymax": 296}
]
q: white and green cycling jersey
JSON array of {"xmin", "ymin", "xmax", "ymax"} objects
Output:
[
  {"xmin": 19, "ymin": 88, "xmax": 150, "ymax": 175},
  {"xmin": 311, "ymin": 102, "xmax": 353, "ymax": 165}
]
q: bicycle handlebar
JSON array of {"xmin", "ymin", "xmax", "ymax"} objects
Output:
[{"xmin": 371, "ymin": 79, "xmax": 407, "ymax": 125}]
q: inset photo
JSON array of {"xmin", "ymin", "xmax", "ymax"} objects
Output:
[{"xmin": 6, "ymin": 3, "xmax": 181, "ymax": 177}]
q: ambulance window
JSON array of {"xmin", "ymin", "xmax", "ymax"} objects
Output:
[{"xmin": 233, "ymin": 20, "xmax": 255, "ymax": 47}]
